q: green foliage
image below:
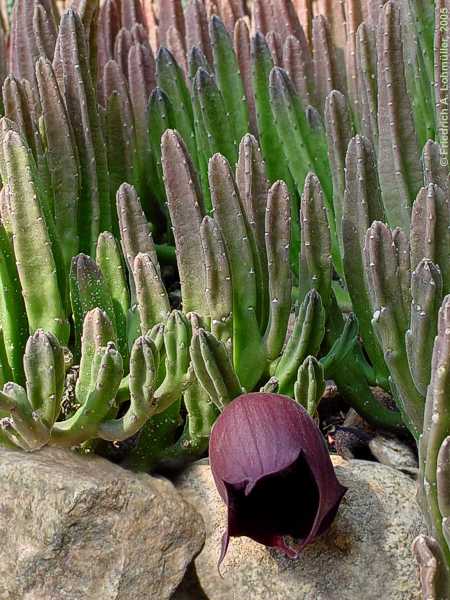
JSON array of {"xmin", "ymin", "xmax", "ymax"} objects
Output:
[
  {"xmin": 0, "ymin": 0, "xmax": 412, "ymax": 456},
  {"xmin": 1, "ymin": 7, "xmax": 450, "ymax": 586}
]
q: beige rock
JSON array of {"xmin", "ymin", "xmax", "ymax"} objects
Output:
[
  {"xmin": 173, "ymin": 457, "xmax": 424, "ymax": 600},
  {"xmin": 0, "ymin": 447, "xmax": 205, "ymax": 600}
]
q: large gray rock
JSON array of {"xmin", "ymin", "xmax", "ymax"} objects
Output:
[
  {"xmin": 173, "ymin": 457, "xmax": 424, "ymax": 600},
  {"xmin": 0, "ymin": 447, "xmax": 205, "ymax": 600}
]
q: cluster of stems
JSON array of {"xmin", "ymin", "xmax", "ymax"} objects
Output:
[{"xmin": 0, "ymin": 1, "xmax": 448, "ymax": 594}]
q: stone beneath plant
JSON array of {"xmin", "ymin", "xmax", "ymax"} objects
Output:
[
  {"xmin": 0, "ymin": 447, "xmax": 205, "ymax": 600},
  {"xmin": 173, "ymin": 457, "xmax": 424, "ymax": 600},
  {"xmin": 368, "ymin": 434, "xmax": 418, "ymax": 476}
]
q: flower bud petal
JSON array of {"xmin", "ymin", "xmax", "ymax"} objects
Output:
[{"xmin": 209, "ymin": 393, "xmax": 347, "ymax": 562}]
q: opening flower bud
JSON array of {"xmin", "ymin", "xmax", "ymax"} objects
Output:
[{"xmin": 209, "ymin": 393, "xmax": 347, "ymax": 563}]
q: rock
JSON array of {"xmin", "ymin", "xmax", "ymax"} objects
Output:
[
  {"xmin": 369, "ymin": 434, "xmax": 418, "ymax": 476},
  {"xmin": 333, "ymin": 426, "xmax": 373, "ymax": 460},
  {"xmin": 173, "ymin": 456, "xmax": 424, "ymax": 600},
  {"xmin": 0, "ymin": 447, "xmax": 205, "ymax": 600}
]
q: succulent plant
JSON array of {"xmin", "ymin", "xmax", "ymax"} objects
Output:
[
  {"xmin": 2, "ymin": 3, "xmax": 432, "ymax": 286},
  {"xmin": 323, "ymin": 2, "xmax": 450, "ymax": 589},
  {"xmin": 0, "ymin": 295, "xmax": 200, "ymax": 452},
  {"xmin": 412, "ymin": 295, "xmax": 450, "ymax": 596},
  {"xmin": 337, "ymin": 7, "xmax": 449, "ymax": 588},
  {"xmin": 0, "ymin": 2, "xmax": 447, "ymax": 591},
  {"xmin": 162, "ymin": 127, "xmax": 401, "ymax": 431},
  {"xmin": 0, "ymin": 119, "xmax": 195, "ymax": 457},
  {"xmin": 0, "ymin": 311, "xmax": 158, "ymax": 449},
  {"xmin": 0, "ymin": 1, "xmax": 427, "ymax": 422},
  {"xmin": 0, "ymin": 111, "xmax": 398, "ymax": 471}
]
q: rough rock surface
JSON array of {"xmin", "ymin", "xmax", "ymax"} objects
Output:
[
  {"xmin": 173, "ymin": 457, "xmax": 424, "ymax": 600},
  {"xmin": 0, "ymin": 447, "xmax": 205, "ymax": 600},
  {"xmin": 368, "ymin": 434, "xmax": 418, "ymax": 476}
]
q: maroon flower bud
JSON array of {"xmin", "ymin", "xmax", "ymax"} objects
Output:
[{"xmin": 209, "ymin": 393, "xmax": 347, "ymax": 563}]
